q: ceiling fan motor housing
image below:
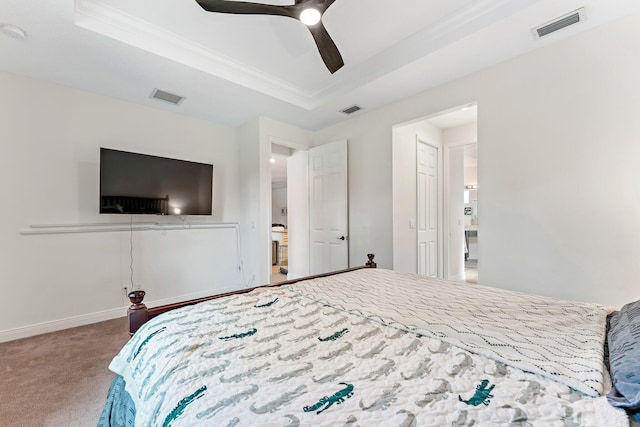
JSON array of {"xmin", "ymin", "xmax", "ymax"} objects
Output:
[{"xmin": 195, "ymin": 0, "xmax": 344, "ymax": 73}]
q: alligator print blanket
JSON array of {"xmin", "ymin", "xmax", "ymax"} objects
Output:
[{"xmin": 107, "ymin": 269, "xmax": 628, "ymax": 426}]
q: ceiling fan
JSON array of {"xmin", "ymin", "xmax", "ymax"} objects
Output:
[{"xmin": 195, "ymin": 0, "xmax": 344, "ymax": 73}]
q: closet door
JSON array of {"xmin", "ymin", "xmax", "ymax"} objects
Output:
[{"xmin": 417, "ymin": 140, "xmax": 439, "ymax": 277}]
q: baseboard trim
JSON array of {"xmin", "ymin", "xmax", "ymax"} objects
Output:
[
  {"xmin": 0, "ymin": 306, "xmax": 128, "ymax": 343},
  {"xmin": 0, "ymin": 284, "xmax": 248, "ymax": 343}
]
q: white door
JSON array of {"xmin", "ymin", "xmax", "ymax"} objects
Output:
[
  {"xmin": 309, "ymin": 140, "xmax": 348, "ymax": 274},
  {"xmin": 417, "ymin": 140, "xmax": 438, "ymax": 277}
]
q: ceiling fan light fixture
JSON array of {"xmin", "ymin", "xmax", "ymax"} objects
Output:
[
  {"xmin": 299, "ymin": 8, "xmax": 321, "ymax": 26},
  {"xmin": 196, "ymin": 0, "xmax": 344, "ymax": 73}
]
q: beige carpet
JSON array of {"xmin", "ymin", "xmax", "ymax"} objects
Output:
[{"xmin": 0, "ymin": 317, "xmax": 129, "ymax": 427}]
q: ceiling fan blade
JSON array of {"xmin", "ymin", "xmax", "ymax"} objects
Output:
[
  {"xmin": 307, "ymin": 22, "xmax": 344, "ymax": 73},
  {"xmin": 196, "ymin": 0, "xmax": 344, "ymax": 73},
  {"xmin": 196, "ymin": 0, "xmax": 293, "ymax": 18}
]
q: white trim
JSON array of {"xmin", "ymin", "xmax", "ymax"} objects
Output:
[
  {"xmin": 0, "ymin": 284, "xmax": 246, "ymax": 343},
  {"xmin": 269, "ymin": 137, "xmax": 311, "ymax": 152},
  {"xmin": 266, "ymin": 137, "xmax": 312, "ymax": 284},
  {"xmin": 74, "ymin": 0, "xmax": 525, "ymax": 111},
  {"xmin": 0, "ymin": 306, "xmax": 127, "ymax": 343},
  {"xmin": 21, "ymin": 222, "xmax": 239, "ymax": 236},
  {"xmin": 443, "ymin": 144, "xmax": 452, "ymax": 280},
  {"xmin": 74, "ymin": 0, "xmax": 316, "ymax": 109},
  {"xmin": 443, "ymin": 143, "xmax": 467, "ymax": 280}
]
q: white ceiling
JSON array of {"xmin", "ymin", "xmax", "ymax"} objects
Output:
[{"xmin": 1, "ymin": 0, "xmax": 640, "ymax": 130}]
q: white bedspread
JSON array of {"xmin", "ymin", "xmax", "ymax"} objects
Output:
[
  {"xmin": 107, "ymin": 268, "xmax": 625, "ymax": 426},
  {"xmin": 293, "ymin": 269, "xmax": 612, "ymax": 397}
]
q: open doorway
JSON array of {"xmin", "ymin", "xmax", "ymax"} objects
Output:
[
  {"xmin": 392, "ymin": 104, "xmax": 477, "ymax": 283},
  {"xmin": 268, "ymin": 140, "xmax": 347, "ymax": 283},
  {"xmin": 270, "ymin": 145, "xmax": 290, "ymax": 283}
]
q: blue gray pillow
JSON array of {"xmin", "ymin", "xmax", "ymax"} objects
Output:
[{"xmin": 607, "ymin": 299, "xmax": 640, "ymax": 421}]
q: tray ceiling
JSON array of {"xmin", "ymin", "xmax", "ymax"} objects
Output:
[{"xmin": 1, "ymin": 0, "xmax": 639, "ymax": 129}]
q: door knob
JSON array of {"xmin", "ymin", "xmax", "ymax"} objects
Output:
[{"xmin": 337, "ymin": 236, "xmax": 346, "ymax": 241}]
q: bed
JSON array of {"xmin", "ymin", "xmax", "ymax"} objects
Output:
[{"xmin": 98, "ymin": 257, "xmax": 640, "ymax": 426}]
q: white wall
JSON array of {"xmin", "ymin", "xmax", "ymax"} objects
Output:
[
  {"xmin": 0, "ymin": 72, "xmax": 244, "ymax": 341},
  {"xmin": 312, "ymin": 12, "xmax": 640, "ymax": 307},
  {"xmin": 6, "ymin": 10, "xmax": 640, "ymax": 342},
  {"xmin": 473, "ymin": 13, "xmax": 640, "ymax": 306}
]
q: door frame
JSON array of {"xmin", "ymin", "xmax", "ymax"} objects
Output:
[
  {"xmin": 391, "ymin": 102, "xmax": 477, "ymax": 280},
  {"xmin": 267, "ymin": 138, "xmax": 310, "ymax": 283},
  {"xmin": 443, "ymin": 140, "xmax": 469, "ymax": 281}
]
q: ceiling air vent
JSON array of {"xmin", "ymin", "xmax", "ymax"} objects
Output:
[
  {"xmin": 340, "ymin": 105, "xmax": 362, "ymax": 115},
  {"xmin": 150, "ymin": 88, "xmax": 185, "ymax": 105},
  {"xmin": 532, "ymin": 8, "xmax": 585, "ymax": 39}
]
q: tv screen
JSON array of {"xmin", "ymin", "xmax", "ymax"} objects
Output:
[{"xmin": 99, "ymin": 148, "xmax": 213, "ymax": 215}]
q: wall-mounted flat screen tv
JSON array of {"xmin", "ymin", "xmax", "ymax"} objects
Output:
[{"xmin": 100, "ymin": 148, "xmax": 213, "ymax": 215}]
